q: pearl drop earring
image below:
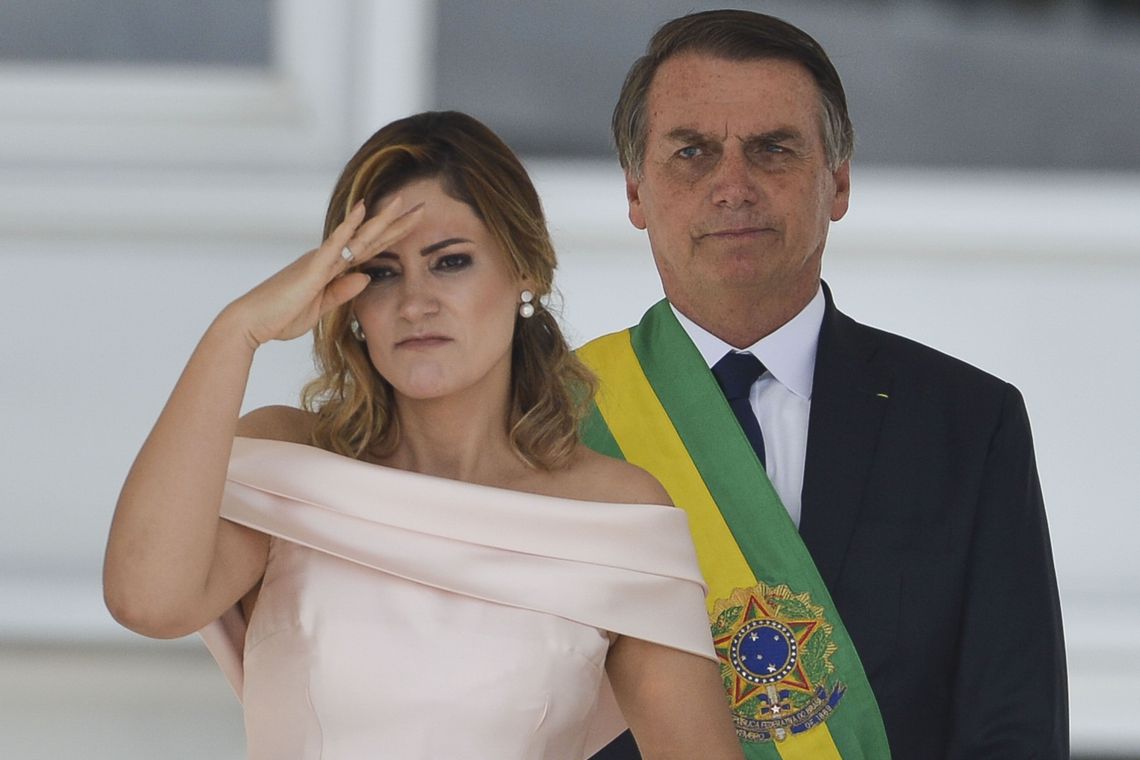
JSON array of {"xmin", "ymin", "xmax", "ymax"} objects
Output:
[{"xmin": 519, "ymin": 290, "xmax": 535, "ymax": 318}]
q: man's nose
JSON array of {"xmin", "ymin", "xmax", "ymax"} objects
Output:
[{"xmin": 710, "ymin": 148, "xmax": 760, "ymax": 209}]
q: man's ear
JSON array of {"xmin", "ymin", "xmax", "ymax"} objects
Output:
[
  {"xmin": 830, "ymin": 160, "xmax": 851, "ymax": 222},
  {"xmin": 626, "ymin": 171, "xmax": 647, "ymax": 230}
]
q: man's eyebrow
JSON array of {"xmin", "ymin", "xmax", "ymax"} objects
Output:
[
  {"xmin": 744, "ymin": 128, "xmax": 803, "ymax": 144},
  {"xmin": 664, "ymin": 127, "xmax": 711, "ymax": 144},
  {"xmin": 663, "ymin": 127, "xmax": 805, "ymax": 144}
]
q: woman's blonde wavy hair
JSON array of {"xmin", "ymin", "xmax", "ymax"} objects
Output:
[{"xmin": 301, "ymin": 111, "xmax": 595, "ymax": 470}]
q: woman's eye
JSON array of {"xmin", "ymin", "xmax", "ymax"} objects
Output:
[
  {"xmin": 364, "ymin": 267, "xmax": 397, "ymax": 282},
  {"xmin": 435, "ymin": 253, "xmax": 472, "ymax": 272}
]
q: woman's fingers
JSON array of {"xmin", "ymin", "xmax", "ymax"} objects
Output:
[
  {"xmin": 321, "ymin": 272, "xmax": 370, "ymax": 316},
  {"xmin": 239, "ymin": 195, "xmax": 425, "ymax": 345},
  {"xmin": 340, "ymin": 199, "xmax": 425, "ymax": 268},
  {"xmin": 317, "ymin": 201, "xmax": 366, "ymax": 270},
  {"xmin": 316, "ymin": 195, "xmax": 423, "ymax": 278},
  {"xmin": 366, "ymin": 201, "xmax": 425, "ymax": 255}
]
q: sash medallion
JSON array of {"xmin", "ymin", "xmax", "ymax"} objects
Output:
[{"xmin": 711, "ymin": 584, "xmax": 846, "ymax": 742}]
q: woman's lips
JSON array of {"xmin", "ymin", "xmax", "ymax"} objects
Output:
[{"xmin": 396, "ymin": 335, "xmax": 452, "ymax": 349}]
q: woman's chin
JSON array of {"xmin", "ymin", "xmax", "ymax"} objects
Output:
[{"xmin": 391, "ymin": 378, "xmax": 458, "ymax": 402}]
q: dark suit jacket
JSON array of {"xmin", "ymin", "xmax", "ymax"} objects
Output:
[{"xmin": 594, "ymin": 285, "xmax": 1068, "ymax": 759}]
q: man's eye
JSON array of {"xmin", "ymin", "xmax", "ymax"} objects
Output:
[
  {"xmin": 435, "ymin": 253, "xmax": 472, "ymax": 271},
  {"xmin": 677, "ymin": 146, "xmax": 703, "ymax": 159}
]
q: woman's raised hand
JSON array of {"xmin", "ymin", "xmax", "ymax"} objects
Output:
[
  {"xmin": 227, "ymin": 196, "xmax": 423, "ymax": 348},
  {"xmin": 105, "ymin": 196, "xmax": 423, "ymax": 640}
]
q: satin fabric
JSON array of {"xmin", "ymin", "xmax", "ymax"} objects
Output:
[{"xmin": 200, "ymin": 437, "xmax": 715, "ymax": 759}]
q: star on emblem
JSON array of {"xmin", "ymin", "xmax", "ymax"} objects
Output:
[{"xmin": 713, "ymin": 589, "xmax": 823, "ymax": 706}]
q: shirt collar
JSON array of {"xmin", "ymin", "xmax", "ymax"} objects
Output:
[{"xmin": 670, "ymin": 285, "xmax": 824, "ymax": 400}]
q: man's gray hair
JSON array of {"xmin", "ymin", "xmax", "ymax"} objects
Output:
[{"xmin": 613, "ymin": 10, "xmax": 855, "ymax": 176}]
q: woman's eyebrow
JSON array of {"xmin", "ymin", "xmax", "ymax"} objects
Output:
[
  {"xmin": 372, "ymin": 237, "xmax": 474, "ymax": 260},
  {"xmin": 420, "ymin": 237, "xmax": 471, "ymax": 255}
]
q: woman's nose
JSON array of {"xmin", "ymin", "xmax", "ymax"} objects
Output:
[{"xmin": 396, "ymin": 275, "xmax": 441, "ymax": 321}]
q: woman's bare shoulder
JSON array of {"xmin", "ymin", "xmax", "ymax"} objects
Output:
[
  {"xmin": 236, "ymin": 405, "xmax": 316, "ymax": 444},
  {"xmin": 555, "ymin": 446, "xmax": 673, "ymax": 507}
]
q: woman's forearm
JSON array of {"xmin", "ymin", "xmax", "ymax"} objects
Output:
[{"xmin": 103, "ymin": 306, "xmax": 260, "ymax": 636}]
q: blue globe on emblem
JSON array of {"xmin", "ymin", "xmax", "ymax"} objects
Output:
[{"xmin": 729, "ymin": 619, "xmax": 798, "ymax": 685}]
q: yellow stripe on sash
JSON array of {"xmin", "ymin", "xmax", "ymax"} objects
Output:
[
  {"xmin": 579, "ymin": 331, "xmax": 843, "ymax": 760},
  {"xmin": 579, "ymin": 332, "xmax": 751, "ymax": 607}
]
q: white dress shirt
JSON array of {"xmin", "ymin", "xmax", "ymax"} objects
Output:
[{"xmin": 670, "ymin": 286, "xmax": 825, "ymax": 527}]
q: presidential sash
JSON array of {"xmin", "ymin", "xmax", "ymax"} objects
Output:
[{"xmin": 578, "ymin": 300, "xmax": 891, "ymax": 760}]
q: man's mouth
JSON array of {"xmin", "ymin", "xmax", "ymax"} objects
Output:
[{"xmin": 701, "ymin": 226, "xmax": 774, "ymax": 240}]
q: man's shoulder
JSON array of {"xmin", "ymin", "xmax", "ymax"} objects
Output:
[
  {"xmin": 830, "ymin": 308, "xmax": 1016, "ymax": 403},
  {"xmin": 577, "ymin": 326, "xmax": 632, "ymax": 352},
  {"xmin": 862, "ymin": 318, "xmax": 1001, "ymax": 377}
]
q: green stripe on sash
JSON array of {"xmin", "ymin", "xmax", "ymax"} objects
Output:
[
  {"xmin": 627, "ymin": 303, "xmax": 825, "ymax": 597},
  {"xmin": 579, "ymin": 301, "xmax": 891, "ymax": 760},
  {"xmin": 581, "ymin": 404, "xmax": 623, "ymax": 460}
]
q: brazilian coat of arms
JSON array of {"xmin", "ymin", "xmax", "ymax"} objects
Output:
[{"xmin": 710, "ymin": 583, "xmax": 846, "ymax": 743}]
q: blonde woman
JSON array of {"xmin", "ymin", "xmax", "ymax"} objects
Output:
[{"xmin": 103, "ymin": 111, "xmax": 742, "ymax": 760}]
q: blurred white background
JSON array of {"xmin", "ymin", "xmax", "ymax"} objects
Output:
[{"xmin": 1, "ymin": 1, "xmax": 1137, "ymax": 757}]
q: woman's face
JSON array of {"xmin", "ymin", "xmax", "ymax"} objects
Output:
[{"xmin": 354, "ymin": 177, "xmax": 527, "ymax": 403}]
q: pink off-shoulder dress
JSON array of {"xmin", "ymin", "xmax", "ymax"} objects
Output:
[{"xmin": 200, "ymin": 437, "xmax": 715, "ymax": 759}]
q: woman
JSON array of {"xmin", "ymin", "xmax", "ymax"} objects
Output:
[{"xmin": 104, "ymin": 111, "xmax": 742, "ymax": 759}]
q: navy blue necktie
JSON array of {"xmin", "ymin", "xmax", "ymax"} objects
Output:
[{"xmin": 712, "ymin": 351, "xmax": 767, "ymax": 468}]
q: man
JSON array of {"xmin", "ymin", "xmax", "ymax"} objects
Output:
[{"xmin": 582, "ymin": 10, "xmax": 1067, "ymax": 759}]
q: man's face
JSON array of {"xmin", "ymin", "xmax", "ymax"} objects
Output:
[{"xmin": 627, "ymin": 53, "xmax": 850, "ymax": 319}]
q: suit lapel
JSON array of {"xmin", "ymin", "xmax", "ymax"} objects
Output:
[{"xmin": 800, "ymin": 285, "xmax": 892, "ymax": 588}]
